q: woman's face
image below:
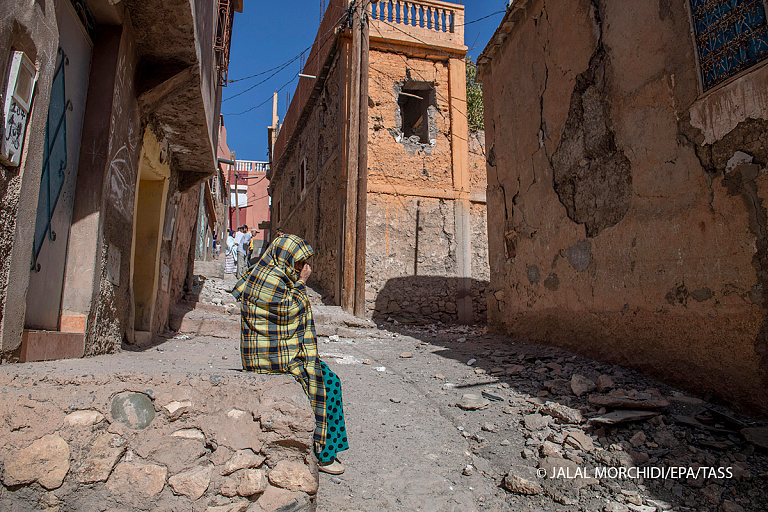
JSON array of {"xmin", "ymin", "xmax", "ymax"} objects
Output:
[{"xmin": 294, "ymin": 260, "xmax": 306, "ymax": 273}]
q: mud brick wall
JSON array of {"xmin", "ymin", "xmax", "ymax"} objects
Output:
[
  {"xmin": 271, "ymin": 35, "xmax": 490, "ymax": 323},
  {"xmin": 479, "ymin": 0, "xmax": 768, "ymax": 413},
  {"xmin": 366, "ymin": 50, "xmax": 489, "ymax": 324},
  {"xmin": 0, "ymin": 371, "xmax": 318, "ymax": 511},
  {"xmin": 270, "ymin": 50, "xmax": 344, "ymax": 304}
]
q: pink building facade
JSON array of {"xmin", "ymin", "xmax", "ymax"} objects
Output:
[{"xmin": 229, "ymin": 160, "xmax": 271, "ymax": 256}]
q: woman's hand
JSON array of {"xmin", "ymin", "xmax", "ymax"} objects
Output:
[{"xmin": 299, "ymin": 262, "xmax": 312, "ymax": 282}]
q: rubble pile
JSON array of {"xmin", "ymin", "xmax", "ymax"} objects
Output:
[{"xmin": 382, "ymin": 322, "xmax": 768, "ymax": 511}]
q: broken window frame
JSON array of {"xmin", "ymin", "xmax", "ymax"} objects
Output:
[
  {"xmin": 685, "ymin": 0, "xmax": 768, "ymax": 93},
  {"xmin": 397, "ymin": 82, "xmax": 435, "ymax": 145}
]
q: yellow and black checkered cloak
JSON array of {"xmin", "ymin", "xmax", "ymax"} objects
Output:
[{"xmin": 231, "ymin": 234, "xmax": 327, "ymax": 447}]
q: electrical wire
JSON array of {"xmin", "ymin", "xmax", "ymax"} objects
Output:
[
  {"xmin": 223, "ymin": 73, "xmax": 297, "ymax": 115},
  {"xmin": 224, "ymin": 11, "xmax": 348, "ymax": 93},
  {"xmin": 223, "ymin": 11, "xmax": 351, "ymax": 115}
]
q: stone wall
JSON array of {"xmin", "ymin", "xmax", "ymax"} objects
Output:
[
  {"xmin": 479, "ymin": 0, "xmax": 768, "ymax": 413},
  {"xmin": 0, "ymin": 371, "xmax": 318, "ymax": 511}
]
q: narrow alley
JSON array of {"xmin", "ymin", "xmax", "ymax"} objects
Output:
[
  {"xmin": 3, "ymin": 0, "xmax": 768, "ymax": 511},
  {"xmin": 1, "ymin": 260, "xmax": 767, "ymax": 511}
]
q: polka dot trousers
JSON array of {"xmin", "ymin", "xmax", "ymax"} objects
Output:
[{"xmin": 317, "ymin": 360, "xmax": 349, "ymax": 463}]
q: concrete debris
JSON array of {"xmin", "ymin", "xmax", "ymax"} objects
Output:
[
  {"xmin": 523, "ymin": 413, "xmax": 550, "ymax": 431},
  {"xmin": 502, "ymin": 465, "xmax": 543, "ymax": 495},
  {"xmin": 596, "ymin": 374, "xmax": 615, "ymax": 393},
  {"xmin": 400, "ymin": 351, "xmax": 413, "ymax": 358},
  {"xmin": 741, "ymin": 426, "xmax": 768, "ymax": 450},
  {"xmin": 629, "ymin": 431, "xmax": 646, "ymax": 447},
  {"xmin": 588, "ymin": 390, "xmax": 670, "ymax": 409},
  {"xmin": 564, "ymin": 430, "xmax": 594, "ymax": 452},
  {"xmin": 570, "ymin": 374, "xmax": 596, "ymax": 396},
  {"xmin": 667, "ymin": 391, "xmax": 704, "ymax": 405},
  {"xmin": 456, "ymin": 394, "xmax": 490, "ymax": 410},
  {"xmin": 590, "ymin": 410, "xmax": 660, "ymax": 425},
  {"xmin": 540, "ymin": 402, "xmax": 583, "ymax": 424}
]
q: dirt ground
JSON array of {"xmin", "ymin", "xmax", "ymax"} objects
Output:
[
  {"xmin": 3, "ymin": 260, "xmax": 768, "ymax": 511},
  {"xmin": 190, "ymin": 260, "xmax": 768, "ymax": 511}
]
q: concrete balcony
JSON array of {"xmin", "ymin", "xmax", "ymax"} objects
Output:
[
  {"xmin": 122, "ymin": 0, "xmax": 242, "ymax": 188},
  {"xmin": 369, "ymin": 0, "xmax": 465, "ymax": 53}
]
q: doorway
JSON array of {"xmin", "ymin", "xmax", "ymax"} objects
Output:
[
  {"xmin": 130, "ymin": 130, "xmax": 170, "ymax": 342},
  {"xmin": 25, "ymin": 0, "xmax": 92, "ymax": 330}
]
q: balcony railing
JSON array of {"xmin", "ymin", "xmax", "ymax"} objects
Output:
[
  {"xmin": 369, "ymin": 0, "xmax": 464, "ymax": 50},
  {"xmin": 236, "ymin": 160, "xmax": 270, "ymax": 173}
]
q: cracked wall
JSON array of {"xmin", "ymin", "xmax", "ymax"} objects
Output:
[
  {"xmin": 551, "ymin": 47, "xmax": 633, "ymax": 237},
  {"xmin": 269, "ymin": 50, "xmax": 343, "ymax": 303},
  {"xmin": 366, "ymin": 50, "xmax": 489, "ymax": 324},
  {"xmin": 480, "ymin": 0, "xmax": 768, "ymax": 413}
]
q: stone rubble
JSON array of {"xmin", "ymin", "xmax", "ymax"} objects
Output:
[{"xmin": 359, "ymin": 319, "xmax": 768, "ymax": 512}]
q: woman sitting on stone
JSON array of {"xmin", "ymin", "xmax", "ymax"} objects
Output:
[{"xmin": 231, "ymin": 234, "xmax": 348, "ymax": 474}]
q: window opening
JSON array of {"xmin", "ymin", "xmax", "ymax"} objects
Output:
[
  {"xmin": 398, "ymin": 84, "xmax": 433, "ymax": 144},
  {"xmin": 688, "ymin": 0, "xmax": 768, "ymax": 91},
  {"xmin": 299, "ymin": 158, "xmax": 306, "ymax": 193}
]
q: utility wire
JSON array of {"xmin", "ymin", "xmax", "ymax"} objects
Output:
[
  {"xmin": 223, "ymin": 11, "xmax": 350, "ymax": 114},
  {"xmin": 223, "ymin": 73, "xmax": 297, "ymax": 116},
  {"xmin": 225, "ymin": 11, "xmax": 347, "ymax": 88},
  {"xmin": 223, "ymin": 57, "xmax": 299, "ymax": 102}
]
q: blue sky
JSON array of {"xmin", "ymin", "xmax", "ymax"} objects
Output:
[{"xmin": 222, "ymin": 1, "xmax": 507, "ymax": 162}]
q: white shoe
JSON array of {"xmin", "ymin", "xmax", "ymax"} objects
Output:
[{"xmin": 318, "ymin": 459, "xmax": 345, "ymax": 475}]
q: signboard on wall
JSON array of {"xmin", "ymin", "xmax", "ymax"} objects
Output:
[{"xmin": 1, "ymin": 51, "xmax": 37, "ymax": 167}]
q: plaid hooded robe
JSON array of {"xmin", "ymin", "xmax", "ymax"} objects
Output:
[{"xmin": 231, "ymin": 235, "xmax": 327, "ymax": 448}]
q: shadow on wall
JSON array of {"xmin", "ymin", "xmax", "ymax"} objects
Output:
[{"xmin": 372, "ymin": 276, "xmax": 489, "ymax": 325}]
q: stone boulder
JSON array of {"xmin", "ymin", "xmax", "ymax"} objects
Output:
[{"xmin": 3, "ymin": 434, "xmax": 71, "ymax": 490}]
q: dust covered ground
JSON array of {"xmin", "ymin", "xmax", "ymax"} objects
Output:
[{"xmin": 3, "ymin": 259, "xmax": 768, "ymax": 511}]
